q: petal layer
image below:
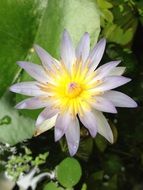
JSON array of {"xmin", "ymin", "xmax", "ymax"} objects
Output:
[
  {"xmin": 103, "ymin": 90, "xmax": 137, "ymax": 107},
  {"xmin": 61, "ymin": 30, "xmax": 75, "ymax": 70},
  {"xmin": 94, "ymin": 61, "xmax": 121, "ymax": 80},
  {"xmin": 109, "ymin": 67, "xmax": 126, "ymax": 76},
  {"xmin": 91, "ymin": 96, "xmax": 117, "ymax": 113},
  {"xmin": 88, "ymin": 38, "xmax": 106, "ymax": 71},
  {"xmin": 35, "ymin": 115, "xmax": 57, "ymax": 136},
  {"xmin": 94, "ymin": 110, "xmax": 113, "ymax": 143},
  {"xmin": 79, "ymin": 110, "xmax": 98, "ymax": 137},
  {"xmin": 36, "ymin": 107, "xmax": 59, "ymax": 126},
  {"xmin": 76, "ymin": 32, "xmax": 90, "ymax": 64},
  {"xmin": 54, "ymin": 112, "xmax": 73, "ymax": 141},
  {"xmin": 65, "ymin": 117, "xmax": 80, "ymax": 156},
  {"xmin": 15, "ymin": 96, "xmax": 50, "ymax": 109},
  {"xmin": 10, "ymin": 82, "xmax": 46, "ymax": 96},
  {"xmin": 34, "ymin": 44, "xmax": 58, "ymax": 70},
  {"xmin": 17, "ymin": 61, "xmax": 49, "ymax": 83},
  {"xmin": 95, "ymin": 76, "xmax": 131, "ymax": 91}
]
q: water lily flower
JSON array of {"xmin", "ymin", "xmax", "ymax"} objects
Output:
[{"xmin": 10, "ymin": 30, "xmax": 137, "ymax": 156}]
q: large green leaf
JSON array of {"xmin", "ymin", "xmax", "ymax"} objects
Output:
[
  {"xmin": 0, "ymin": 93, "xmax": 34, "ymax": 145},
  {"xmin": 0, "ymin": 0, "xmax": 47, "ymax": 97},
  {"xmin": 34, "ymin": 0, "xmax": 100, "ymax": 57}
]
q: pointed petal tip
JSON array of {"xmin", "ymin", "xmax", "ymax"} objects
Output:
[
  {"xmin": 54, "ymin": 128, "xmax": 64, "ymax": 142},
  {"xmin": 126, "ymin": 77, "xmax": 131, "ymax": 82},
  {"xmin": 108, "ymin": 137, "xmax": 114, "ymax": 144},
  {"xmin": 107, "ymin": 127, "xmax": 114, "ymax": 144},
  {"xmin": 90, "ymin": 128, "xmax": 98, "ymax": 138},
  {"xmin": 16, "ymin": 61, "xmax": 26, "ymax": 68},
  {"xmin": 133, "ymin": 101, "xmax": 138, "ymax": 107},
  {"xmin": 63, "ymin": 29, "xmax": 69, "ymax": 36},
  {"xmin": 82, "ymin": 32, "xmax": 90, "ymax": 42},
  {"xmin": 84, "ymin": 32, "xmax": 89, "ymax": 36},
  {"xmin": 9, "ymin": 86, "xmax": 12, "ymax": 92},
  {"xmin": 128, "ymin": 100, "xmax": 138, "ymax": 108},
  {"xmin": 68, "ymin": 142, "xmax": 79, "ymax": 156},
  {"xmin": 9, "ymin": 85, "xmax": 15, "ymax": 92},
  {"xmin": 99, "ymin": 38, "xmax": 106, "ymax": 50},
  {"xmin": 35, "ymin": 115, "xmax": 43, "ymax": 127},
  {"xmin": 34, "ymin": 44, "xmax": 39, "ymax": 50},
  {"xmin": 113, "ymin": 60, "xmax": 121, "ymax": 65},
  {"xmin": 14, "ymin": 103, "xmax": 25, "ymax": 109},
  {"xmin": 99, "ymin": 38, "xmax": 106, "ymax": 45},
  {"xmin": 103, "ymin": 131, "xmax": 114, "ymax": 144},
  {"xmin": 34, "ymin": 129, "xmax": 41, "ymax": 137},
  {"xmin": 111, "ymin": 108, "xmax": 118, "ymax": 114},
  {"xmin": 62, "ymin": 29, "xmax": 72, "ymax": 41},
  {"xmin": 16, "ymin": 61, "xmax": 21, "ymax": 66},
  {"xmin": 69, "ymin": 148, "xmax": 77, "ymax": 157},
  {"xmin": 120, "ymin": 77, "xmax": 132, "ymax": 86},
  {"xmin": 34, "ymin": 44, "xmax": 42, "ymax": 54}
]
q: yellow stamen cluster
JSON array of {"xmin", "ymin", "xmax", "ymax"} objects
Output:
[
  {"xmin": 66, "ymin": 82, "xmax": 82, "ymax": 98},
  {"xmin": 40, "ymin": 60, "xmax": 101, "ymax": 115}
]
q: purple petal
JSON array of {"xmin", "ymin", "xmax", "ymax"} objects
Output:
[
  {"xmin": 79, "ymin": 110, "xmax": 98, "ymax": 137},
  {"xmin": 54, "ymin": 112, "xmax": 73, "ymax": 142},
  {"xmin": 34, "ymin": 115, "xmax": 57, "ymax": 136},
  {"xmin": 17, "ymin": 61, "xmax": 49, "ymax": 83},
  {"xmin": 93, "ymin": 110, "xmax": 113, "ymax": 143},
  {"xmin": 36, "ymin": 107, "xmax": 59, "ymax": 126},
  {"xmin": 103, "ymin": 90, "xmax": 137, "ymax": 107},
  {"xmin": 76, "ymin": 32, "xmax": 90, "ymax": 64},
  {"xmin": 95, "ymin": 76, "xmax": 131, "ymax": 91},
  {"xmin": 15, "ymin": 96, "xmax": 50, "ymax": 109},
  {"xmin": 109, "ymin": 66, "xmax": 126, "ymax": 76},
  {"xmin": 65, "ymin": 117, "xmax": 80, "ymax": 156},
  {"xmin": 88, "ymin": 38, "xmax": 106, "ymax": 71},
  {"xmin": 34, "ymin": 44, "xmax": 58, "ymax": 70},
  {"xmin": 94, "ymin": 61, "xmax": 121, "ymax": 80},
  {"xmin": 9, "ymin": 82, "xmax": 46, "ymax": 96},
  {"xmin": 61, "ymin": 29, "xmax": 75, "ymax": 70},
  {"xmin": 91, "ymin": 96, "xmax": 117, "ymax": 113}
]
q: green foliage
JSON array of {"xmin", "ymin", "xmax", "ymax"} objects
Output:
[
  {"xmin": 95, "ymin": 134, "xmax": 107, "ymax": 152},
  {"xmin": 104, "ymin": 155, "xmax": 122, "ymax": 175},
  {"xmin": 56, "ymin": 157, "xmax": 82, "ymax": 188},
  {"xmin": 6, "ymin": 146, "xmax": 48, "ymax": 180},
  {"xmin": 0, "ymin": 0, "xmax": 46, "ymax": 97},
  {"xmin": 81, "ymin": 183, "xmax": 87, "ymax": 190},
  {"xmin": 77, "ymin": 137, "xmax": 94, "ymax": 161},
  {"xmin": 103, "ymin": 24, "xmax": 134, "ymax": 45},
  {"xmin": 97, "ymin": 0, "xmax": 138, "ymax": 46},
  {"xmin": 96, "ymin": 0, "xmax": 113, "ymax": 26},
  {"xmin": 0, "ymin": 93, "xmax": 35, "ymax": 145},
  {"xmin": 43, "ymin": 182, "xmax": 63, "ymax": 190}
]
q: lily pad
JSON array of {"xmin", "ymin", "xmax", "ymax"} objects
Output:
[{"xmin": 56, "ymin": 157, "xmax": 82, "ymax": 188}]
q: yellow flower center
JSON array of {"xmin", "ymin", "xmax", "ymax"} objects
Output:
[
  {"xmin": 66, "ymin": 82, "xmax": 82, "ymax": 98},
  {"xmin": 40, "ymin": 60, "xmax": 101, "ymax": 115}
]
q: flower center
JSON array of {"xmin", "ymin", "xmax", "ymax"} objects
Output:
[{"xmin": 66, "ymin": 82, "xmax": 82, "ymax": 98}]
